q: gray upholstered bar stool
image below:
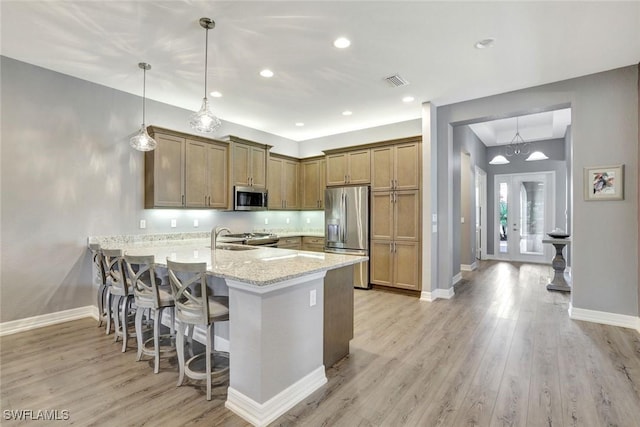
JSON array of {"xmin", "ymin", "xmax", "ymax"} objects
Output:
[
  {"xmin": 103, "ymin": 248, "xmax": 136, "ymax": 352},
  {"xmin": 124, "ymin": 254, "xmax": 176, "ymax": 373},
  {"xmin": 167, "ymin": 259, "xmax": 229, "ymax": 401}
]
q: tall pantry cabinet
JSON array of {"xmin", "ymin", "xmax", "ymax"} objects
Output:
[{"xmin": 370, "ymin": 137, "xmax": 422, "ymax": 291}]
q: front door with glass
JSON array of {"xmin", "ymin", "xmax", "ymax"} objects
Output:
[{"xmin": 494, "ymin": 172, "xmax": 555, "ymax": 262}]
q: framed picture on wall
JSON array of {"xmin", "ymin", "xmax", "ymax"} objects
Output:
[{"xmin": 584, "ymin": 164, "xmax": 624, "ymax": 201}]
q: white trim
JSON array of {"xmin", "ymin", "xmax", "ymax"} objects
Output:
[
  {"xmin": 421, "ymin": 287, "xmax": 455, "ymax": 302},
  {"xmin": 226, "ymin": 365, "xmax": 327, "ymax": 427},
  {"xmin": 569, "ymin": 303, "xmax": 640, "ymax": 333},
  {"xmin": 452, "ymin": 273, "xmax": 462, "ymax": 285},
  {"xmin": 460, "ymin": 262, "xmax": 477, "ymax": 271},
  {"xmin": 0, "ymin": 306, "xmax": 98, "ymax": 336}
]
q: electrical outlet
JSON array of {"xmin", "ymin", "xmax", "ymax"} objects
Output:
[
  {"xmin": 139, "ymin": 219, "xmax": 146, "ymax": 229},
  {"xmin": 193, "ymin": 219, "xmax": 199, "ymax": 228},
  {"xmin": 306, "ymin": 217, "xmax": 311, "ymax": 224},
  {"xmin": 264, "ymin": 218, "xmax": 269, "ymax": 225},
  {"xmin": 461, "ymin": 217, "xmax": 465, "ymax": 223},
  {"xmin": 171, "ymin": 219, "xmax": 177, "ymax": 228},
  {"xmin": 193, "ymin": 250, "xmax": 199, "ymax": 258},
  {"xmin": 309, "ymin": 289, "xmax": 317, "ymax": 307},
  {"xmin": 286, "ymin": 217, "xmax": 290, "ymax": 224}
]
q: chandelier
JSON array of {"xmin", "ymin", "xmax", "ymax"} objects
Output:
[{"xmin": 489, "ymin": 117, "xmax": 548, "ymax": 165}]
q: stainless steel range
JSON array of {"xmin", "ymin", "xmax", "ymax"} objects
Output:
[{"xmin": 224, "ymin": 232, "xmax": 279, "ymax": 247}]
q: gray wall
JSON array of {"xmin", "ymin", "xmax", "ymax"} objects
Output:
[
  {"xmin": 0, "ymin": 56, "xmax": 298, "ymax": 322},
  {"xmin": 435, "ymin": 65, "xmax": 638, "ymax": 317},
  {"xmin": 485, "ymin": 138, "xmax": 568, "ymax": 255}
]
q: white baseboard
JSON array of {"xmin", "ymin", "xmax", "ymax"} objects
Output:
[
  {"xmin": 452, "ymin": 273, "xmax": 462, "ymax": 285},
  {"xmin": 0, "ymin": 306, "xmax": 98, "ymax": 336},
  {"xmin": 226, "ymin": 365, "xmax": 327, "ymax": 427},
  {"xmin": 420, "ymin": 287, "xmax": 455, "ymax": 302},
  {"xmin": 460, "ymin": 262, "xmax": 477, "ymax": 271},
  {"xmin": 569, "ymin": 303, "xmax": 640, "ymax": 333}
]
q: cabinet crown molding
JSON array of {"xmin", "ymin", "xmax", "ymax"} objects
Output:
[
  {"xmin": 323, "ymin": 135, "xmax": 421, "ymax": 155},
  {"xmin": 222, "ymin": 135, "xmax": 273, "ymax": 150},
  {"xmin": 147, "ymin": 125, "xmax": 229, "ymax": 146}
]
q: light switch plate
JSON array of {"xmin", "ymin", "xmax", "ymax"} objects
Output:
[
  {"xmin": 170, "ymin": 219, "xmax": 177, "ymax": 228},
  {"xmin": 309, "ymin": 289, "xmax": 317, "ymax": 307},
  {"xmin": 193, "ymin": 219, "xmax": 199, "ymax": 228},
  {"xmin": 139, "ymin": 219, "xmax": 146, "ymax": 229}
]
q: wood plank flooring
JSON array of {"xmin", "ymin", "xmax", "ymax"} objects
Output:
[{"xmin": 2, "ymin": 261, "xmax": 639, "ymax": 426}]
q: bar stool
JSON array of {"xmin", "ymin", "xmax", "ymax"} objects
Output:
[
  {"xmin": 166, "ymin": 259, "xmax": 229, "ymax": 401},
  {"xmin": 124, "ymin": 254, "xmax": 176, "ymax": 373},
  {"xmin": 92, "ymin": 247, "xmax": 109, "ymax": 328},
  {"xmin": 103, "ymin": 248, "xmax": 136, "ymax": 352},
  {"xmin": 101, "ymin": 249, "xmax": 123, "ymax": 335}
]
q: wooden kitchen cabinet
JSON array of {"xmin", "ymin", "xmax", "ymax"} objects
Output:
[
  {"xmin": 185, "ymin": 139, "xmax": 228, "ymax": 208},
  {"xmin": 325, "ymin": 149, "xmax": 370, "ymax": 186},
  {"xmin": 228, "ymin": 137, "xmax": 269, "ymax": 188},
  {"xmin": 300, "ymin": 157, "xmax": 326, "ymax": 210},
  {"xmin": 371, "ymin": 190, "xmax": 420, "ymax": 241},
  {"xmin": 302, "ymin": 236, "xmax": 325, "ymax": 252},
  {"xmin": 371, "ymin": 139, "xmax": 420, "ymax": 191},
  {"xmin": 268, "ymin": 154, "xmax": 299, "ymax": 210},
  {"xmin": 371, "ymin": 240, "xmax": 420, "ymax": 291},
  {"xmin": 145, "ymin": 131, "xmax": 185, "ymax": 208},
  {"xmin": 277, "ymin": 236, "xmax": 302, "ymax": 250}
]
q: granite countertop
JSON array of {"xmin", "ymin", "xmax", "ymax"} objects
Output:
[
  {"xmin": 275, "ymin": 231, "xmax": 325, "ymax": 238},
  {"xmin": 93, "ymin": 238, "xmax": 364, "ymax": 287}
]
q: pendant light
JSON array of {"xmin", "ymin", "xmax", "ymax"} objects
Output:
[
  {"xmin": 130, "ymin": 62, "xmax": 157, "ymax": 151},
  {"xmin": 189, "ymin": 17, "xmax": 221, "ymax": 133}
]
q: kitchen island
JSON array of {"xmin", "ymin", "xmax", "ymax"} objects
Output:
[{"xmin": 89, "ymin": 235, "xmax": 366, "ymax": 426}]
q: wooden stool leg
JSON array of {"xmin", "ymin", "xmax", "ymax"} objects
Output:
[
  {"xmin": 153, "ymin": 308, "xmax": 161, "ymax": 374},
  {"xmin": 121, "ymin": 298, "xmax": 130, "ymax": 353},
  {"xmin": 105, "ymin": 291, "xmax": 112, "ymax": 335},
  {"xmin": 113, "ymin": 295, "xmax": 121, "ymax": 342},
  {"xmin": 135, "ymin": 307, "xmax": 145, "ymax": 361},
  {"xmin": 176, "ymin": 321, "xmax": 186, "ymax": 387},
  {"xmin": 206, "ymin": 324, "xmax": 212, "ymax": 401}
]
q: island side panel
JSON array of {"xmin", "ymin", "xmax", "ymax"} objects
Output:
[
  {"xmin": 324, "ymin": 265, "xmax": 355, "ymax": 368},
  {"xmin": 226, "ymin": 275, "xmax": 325, "ymax": 404}
]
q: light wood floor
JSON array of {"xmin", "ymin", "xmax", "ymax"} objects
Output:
[{"xmin": 2, "ymin": 261, "xmax": 639, "ymax": 426}]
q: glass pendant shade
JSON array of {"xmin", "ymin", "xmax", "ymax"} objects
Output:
[
  {"xmin": 525, "ymin": 151, "xmax": 549, "ymax": 161},
  {"xmin": 190, "ymin": 17, "xmax": 221, "ymax": 133},
  {"xmin": 189, "ymin": 97, "xmax": 221, "ymax": 132},
  {"xmin": 489, "ymin": 155, "xmax": 510, "ymax": 165},
  {"xmin": 130, "ymin": 124, "xmax": 157, "ymax": 151},
  {"xmin": 130, "ymin": 62, "xmax": 157, "ymax": 151}
]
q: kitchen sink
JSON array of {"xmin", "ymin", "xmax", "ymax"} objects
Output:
[{"xmin": 215, "ymin": 244, "xmax": 258, "ymax": 251}]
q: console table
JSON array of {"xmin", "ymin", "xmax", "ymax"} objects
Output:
[{"xmin": 542, "ymin": 238, "xmax": 571, "ymax": 292}]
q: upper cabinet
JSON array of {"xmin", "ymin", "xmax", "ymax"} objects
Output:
[
  {"xmin": 300, "ymin": 157, "xmax": 326, "ymax": 210},
  {"xmin": 145, "ymin": 126, "xmax": 229, "ymax": 209},
  {"xmin": 226, "ymin": 136, "xmax": 270, "ymax": 189},
  {"xmin": 268, "ymin": 154, "xmax": 299, "ymax": 210},
  {"xmin": 371, "ymin": 138, "xmax": 421, "ymax": 191},
  {"xmin": 325, "ymin": 149, "xmax": 370, "ymax": 186}
]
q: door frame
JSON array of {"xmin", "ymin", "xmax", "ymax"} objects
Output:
[
  {"xmin": 493, "ymin": 171, "xmax": 556, "ymax": 263},
  {"xmin": 475, "ymin": 166, "xmax": 487, "ymax": 260}
]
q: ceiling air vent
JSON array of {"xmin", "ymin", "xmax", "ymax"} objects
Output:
[{"xmin": 383, "ymin": 74, "xmax": 409, "ymax": 87}]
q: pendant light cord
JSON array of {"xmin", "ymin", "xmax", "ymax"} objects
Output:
[
  {"xmin": 142, "ymin": 67, "xmax": 147, "ymax": 125},
  {"xmin": 203, "ymin": 27, "xmax": 209, "ymax": 98}
]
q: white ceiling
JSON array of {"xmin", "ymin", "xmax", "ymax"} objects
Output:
[
  {"xmin": 1, "ymin": 1, "xmax": 638, "ymax": 142},
  {"xmin": 468, "ymin": 108, "xmax": 572, "ymax": 147}
]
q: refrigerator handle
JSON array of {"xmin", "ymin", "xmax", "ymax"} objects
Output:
[
  {"xmin": 343, "ymin": 192, "xmax": 348, "ymax": 242},
  {"xmin": 341, "ymin": 192, "xmax": 347, "ymax": 242}
]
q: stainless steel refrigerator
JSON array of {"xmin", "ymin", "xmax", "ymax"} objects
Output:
[{"xmin": 324, "ymin": 185, "xmax": 370, "ymax": 289}]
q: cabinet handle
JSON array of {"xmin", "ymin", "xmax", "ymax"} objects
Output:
[
  {"xmin": 182, "ymin": 194, "xmax": 185, "ymax": 206},
  {"xmin": 394, "ymin": 242, "xmax": 397, "ymax": 252},
  {"xmin": 389, "ymin": 242, "xmax": 393, "ymax": 252},
  {"xmin": 208, "ymin": 196, "xmax": 211, "ymax": 206},
  {"xmin": 285, "ymin": 200, "xmax": 287, "ymax": 208}
]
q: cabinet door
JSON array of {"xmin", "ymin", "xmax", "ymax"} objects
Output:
[
  {"xmin": 394, "ymin": 190, "xmax": 420, "ymax": 241},
  {"xmin": 370, "ymin": 240, "xmax": 393, "ymax": 286},
  {"xmin": 371, "ymin": 192, "xmax": 393, "ymax": 240},
  {"xmin": 250, "ymin": 147, "xmax": 267, "ymax": 188},
  {"xmin": 301, "ymin": 160, "xmax": 321, "ymax": 209},
  {"xmin": 326, "ymin": 154, "xmax": 347, "ymax": 186},
  {"xmin": 233, "ymin": 143, "xmax": 251, "ymax": 186},
  {"xmin": 318, "ymin": 159, "xmax": 326, "ymax": 208},
  {"xmin": 394, "ymin": 242, "xmax": 421, "ymax": 290},
  {"xmin": 207, "ymin": 143, "xmax": 228, "ymax": 208},
  {"xmin": 395, "ymin": 143, "xmax": 420, "ymax": 190},
  {"xmin": 371, "ymin": 146, "xmax": 394, "ymax": 191},
  {"xmin": 347, "ymin": 150, "xmax": 370, "ymax": 184},
  {"xmin": 151, "ymin": 133, "xmax": 184, "ymax": 207},
  {"xmin": 185, "ymin": 139, "xmax": 208, "ymax": 207},
  {"xmin": 267, "ymin": 157, "xmax": 283, "ymax": 209},
  {"xmin": 283, "ymin": 159, "xmax": 299, "ymax": 209}
]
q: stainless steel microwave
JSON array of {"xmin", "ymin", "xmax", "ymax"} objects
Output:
[{"xmin": 234, "ymin": 186, "xmax": 268, "ymax": 211}]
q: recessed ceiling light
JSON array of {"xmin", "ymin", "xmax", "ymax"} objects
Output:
[
  {"xmin": 402, "ymin": 96, "xmax": 415, "ymax": 103},
  {"xmin": 474, "ymin": 38, "xmax": 496, "ymax": 49},
  {"xmin": 295, "ymin": 122, "xmax": 304, "ymax": 127},
  {"xmin": 210, "ymin": 91, "xmax": 222, "ymax": 98},
  {"xmin": 333, "ymin": 37, "xmax": 351, "ymax": 49},
  {"xmin": 260, "ymin": 69, "xmax": 274, "ymax": 78},
  {"xmin": 342, "ymin": 110, "xmax": 352, "ymax": 116}
]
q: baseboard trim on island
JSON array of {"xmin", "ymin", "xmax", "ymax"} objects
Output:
[
  {"xmin": 225, "ymin": 365, "xmax": 327, "ymax": 427},
  {"xmin": 569, "ymin": 303, "xmax": 640, "ymax": 333},
  {"xmin": 420, "ymin": 287, "xmax": 455, "ymax": 302},
  {"xmin": 0, "ymin": 305, "xmax": 98, "ymax": 336}
]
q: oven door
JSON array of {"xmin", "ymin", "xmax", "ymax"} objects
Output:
[{"xmin": 234, "ymin": 186, "xmax": 268, "ymax": 211}]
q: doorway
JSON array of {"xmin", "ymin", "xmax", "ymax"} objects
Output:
[
  {"xmin": 475, "ymin": 166, "xmax": 487, "ymax": 260},
  {"xmin": 494, "ymin": 171, "xmax": 555, "ymax": 263}
]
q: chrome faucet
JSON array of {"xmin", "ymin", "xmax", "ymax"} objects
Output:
[{"xmin": 212, "ymin": 226, "xmax": 231, "ymax": 249}]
